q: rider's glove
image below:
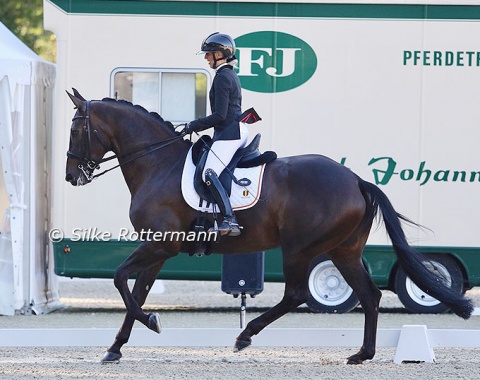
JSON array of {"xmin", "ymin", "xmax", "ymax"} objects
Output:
[
  {"xmin": 180, "ymin": 124, "xmax": 192, "ymax": 136},
  {"xmin": 180, "ymin": 121, "xmax": 203, "ymax": 136},
  {"xmin": 187, "ymin": 121, "xmax": 200, "ymax": 133}
]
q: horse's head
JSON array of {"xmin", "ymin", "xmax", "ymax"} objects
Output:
[{"xmin": 65, "ymin": 89, "xmax": 111, "ymax": 186}]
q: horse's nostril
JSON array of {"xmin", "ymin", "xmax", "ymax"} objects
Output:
[{"xmin": 65, "ymin": 173, "xmax": 77, "ymax": 185}]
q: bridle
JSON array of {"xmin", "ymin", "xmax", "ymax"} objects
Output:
[
  {"xmin": 67, "ymin": 101, "xmax": 108, "ymax": 181},
  {"xmin": 67, "ymin": 100, "xmax": 185, "ymax": 182}
]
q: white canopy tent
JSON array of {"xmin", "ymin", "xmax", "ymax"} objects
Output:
[{"xmin": 0, "ymin": 21, "xmax": 60, "ymax": 315}]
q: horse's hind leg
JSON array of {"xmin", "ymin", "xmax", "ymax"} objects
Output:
[
  {"xmin": 329, "ymin": 251, "xmax": 382, "ymax": 364},
  {"xmin": 234, "ymin": 250, "xmax": 311, "ymax": 351},
  {"xmin": 102, "ymin": 264, "xmax": 163, "ymax": 363}
]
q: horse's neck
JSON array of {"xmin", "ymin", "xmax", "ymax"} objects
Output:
[
  {"xmin": 110, "ymin": 115, "xmax": 171, "ymax": 155},
  {"xmin": 110, "ymin": 116, "xmax": 188, "ymax": 195}
]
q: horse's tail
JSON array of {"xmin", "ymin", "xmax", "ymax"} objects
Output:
[{"xmin": 358, "ymin": 178, "xmax": 473, "ymax": 319}]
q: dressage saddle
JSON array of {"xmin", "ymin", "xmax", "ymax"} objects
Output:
[{"xmin": 191, "ymin": 133, "xmax": 277, "ymax": 205}]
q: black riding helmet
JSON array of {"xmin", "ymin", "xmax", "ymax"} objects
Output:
[{"xmin": 197, "ymin": 32, "xmax": 236, "ymax": 60}]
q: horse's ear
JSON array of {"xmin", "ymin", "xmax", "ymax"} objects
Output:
[
  {"xmin": 66, "ymin": 89, "xmax": 86, "ymax": 112},
  {"xmin": 72, "ymin": 88, "xmax": 86, "ymax": 101}
]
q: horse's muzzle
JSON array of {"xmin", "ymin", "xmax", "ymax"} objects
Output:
[
  {"xmin": 65, "ymin": 173, "xmax": 78, "ymax": 186},
  {"xmin": 65, "ymin": 172, "xmax": 89, "ymax": 186}
]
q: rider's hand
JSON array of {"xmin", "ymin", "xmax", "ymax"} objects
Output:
[
  {"xmin": 180, "ymin": 123, "xmax": 193, "ymax": 136},
  {"xmin": 184, "ymin": 122, "xmax": 199, "ymax": 135}
]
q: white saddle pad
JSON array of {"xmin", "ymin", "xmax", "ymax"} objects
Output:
[{"xmin": 181, "ymin": 147, "xmax": 266, "ymax": 213}]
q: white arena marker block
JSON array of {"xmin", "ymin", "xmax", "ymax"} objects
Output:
[{"xmin": 394, "ymin": 325, "xmax": 436, "ymax": 364}]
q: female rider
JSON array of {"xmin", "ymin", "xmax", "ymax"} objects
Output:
[{"xmin": 183, "ymin": 32, "xmax": 248, "ymax": 237}]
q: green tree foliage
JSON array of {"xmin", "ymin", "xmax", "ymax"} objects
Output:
[{"xmin": 0, "ymin": 0, "xmax": 56, "ymax": 62}]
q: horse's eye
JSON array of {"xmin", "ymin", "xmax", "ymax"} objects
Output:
[{"xmin": 71, "ymin": 129, "xmax": 79, "ymax": 137}]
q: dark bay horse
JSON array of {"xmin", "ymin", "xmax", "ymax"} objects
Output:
[{"xmin": 65, "ymin": 90, "xmax": 473, "ymax": 364}]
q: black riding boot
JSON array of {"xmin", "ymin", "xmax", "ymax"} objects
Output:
[{"xmin": 204, "ymin": 168, "xmax": 241, "ymax": 237}]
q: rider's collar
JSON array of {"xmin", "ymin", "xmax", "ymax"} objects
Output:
[{"xmin": 215, "ymin": 62, "xmax": 230, "ymax": 72}]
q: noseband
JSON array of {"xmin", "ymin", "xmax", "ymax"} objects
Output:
[{"xmin": 67, "ymin": 100, "xmax": 184, "ymax": 181}]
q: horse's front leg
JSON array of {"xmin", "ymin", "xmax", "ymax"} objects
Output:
[
  {"xmin": 102, "ymin": 263, "xmax": 163, "ymax": 363},
  {"xmin": 113, "ymin": 243, "xmax": 171, "ymax": 328},
  {"xmin": 103, "ymin": 243, "xmax": 174, "ymax": 361}
]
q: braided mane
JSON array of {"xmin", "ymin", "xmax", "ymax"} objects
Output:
[{"xmin": 101, "ymin": 97, "xmax": 180, "ymax": 135}]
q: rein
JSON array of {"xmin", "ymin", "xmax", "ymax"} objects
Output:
[
  {"xmin": 91, "ymin": 136, "xmax": 183, "ymax": 180},
  {"xmin": 67, "ymin": 100, "xmax": 185, "ymax": 181}
]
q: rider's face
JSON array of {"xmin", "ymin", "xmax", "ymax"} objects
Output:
[{"xmin": 205, "ymin": 52, "xmax": 225, "ymax": 69}]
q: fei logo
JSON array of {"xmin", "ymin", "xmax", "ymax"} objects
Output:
[{"xmin": 235, "ymin": 31, "xmax": 317, "ymax": 93}]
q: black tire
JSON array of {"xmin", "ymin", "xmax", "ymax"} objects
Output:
[
  {"xmin": 395, "ymin": 254, "xmax": 465, "ymax": 314},
  {"xmin": 306, "ymin": 256, "xmax": 359, "ymax": 313}
]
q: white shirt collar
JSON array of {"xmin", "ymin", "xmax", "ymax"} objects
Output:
[{"xmin": 215, "ymin": 62, "xmax": 229, "ymax": 72}]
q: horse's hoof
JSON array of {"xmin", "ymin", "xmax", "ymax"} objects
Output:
[
  {"xmin": 148, "ymin": 312, "xmax": 162, "ymax": 334},
  {"xmin": 101, "ymin": 351, "xmax": 122, "ymax": 364},
  {"xmin": 346, "ymin": 349, "xmax": 373, "ymax": 364},
  {"xmin": 345, "ymin": 358, "xmax": 363, "ymax": 365},
  {"xmin": 233, "ymin": 338, "xmax": 251, "ymax": 352}
]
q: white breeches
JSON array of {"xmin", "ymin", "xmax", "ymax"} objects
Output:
[{"xmin": 202, "ymin": 123, "xmax": 249, "ymax": 181}]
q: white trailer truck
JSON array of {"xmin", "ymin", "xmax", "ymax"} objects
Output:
[{"xmin": 44, "ymin": 0, "xmax": 480, "ymax": 313}]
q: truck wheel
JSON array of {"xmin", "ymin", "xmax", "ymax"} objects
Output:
[
  {"xmin": 395, "ymin": 255, "xmax": 464, "ymax": 314},
  {"xmin": 306, "ymin": 257, "xmax": 359, "ymax": 313}
]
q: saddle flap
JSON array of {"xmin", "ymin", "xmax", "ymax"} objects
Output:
[
  {"xmin": 191, "ymin": 135, "xmax": 212, "ymax": 165},
  {"xmin": 193, "ymin": 153, "xmax": 235, "ymax": 204}
]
